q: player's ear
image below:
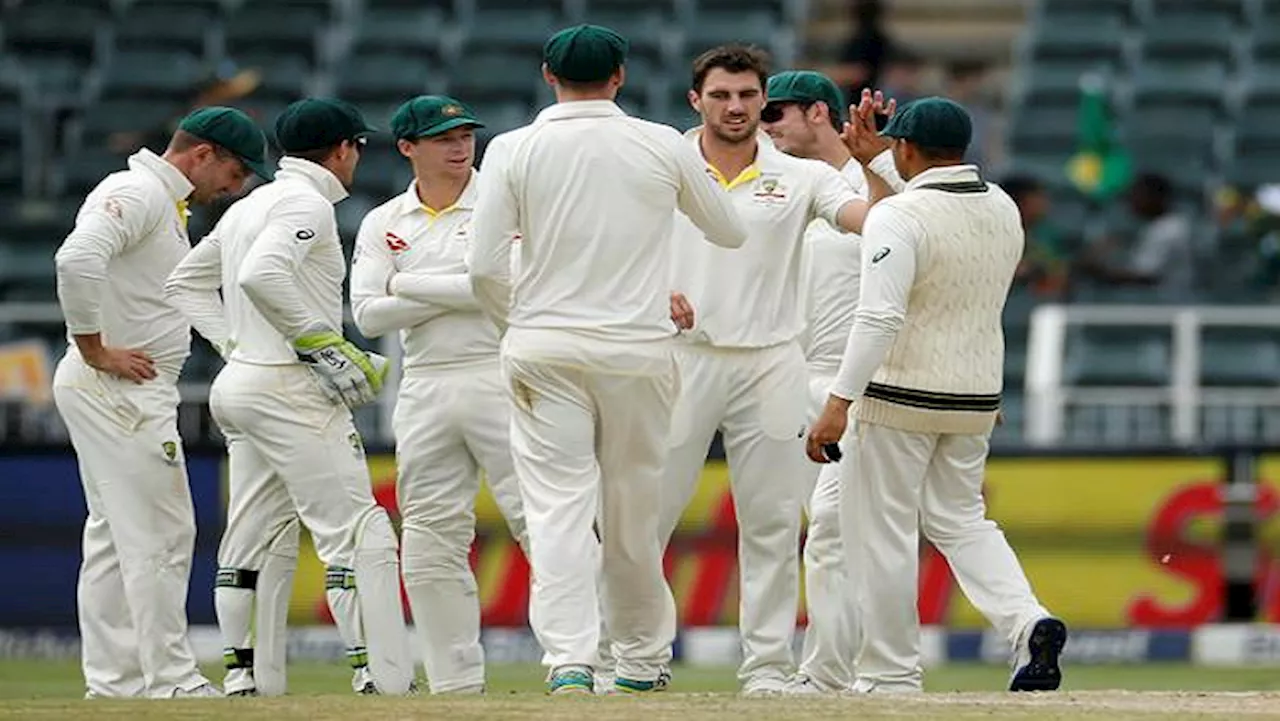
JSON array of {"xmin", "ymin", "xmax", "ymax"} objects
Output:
[
  {"xmin": 541, "ymin": 63, "xmax": 557, "ymax": 88},
  {"xmin": 687, "ymin": 88, "xmax": 700, "ymax": 112},
  {"xmin": 396, "ymin": 138, "xmax": 415, "ymax": 159},
  {"xmin": 613, "ymin": 65, "xmax": 625, "ymax": 91}
]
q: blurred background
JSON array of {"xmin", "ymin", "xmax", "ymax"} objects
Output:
[{"xmin": 2, "ymin": 0, "xmax": 1280, "ymax": 671}]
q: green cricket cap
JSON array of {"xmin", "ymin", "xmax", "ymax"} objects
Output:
[
  {"xmin": 766, "ymin": 71, "xmax": 846, "ymax": 123},
  {"xmin": 177, "ymin": 106, "xmax": 273, "ymax": 180},
  {"xmin": 543, "ymin": 24, "xmax": 628, "ymax": 83},
  {"xmin": 274, "ymin": 98, "xmax": 376, "ymax": 154},
  {"xmin": 390, "ymin": 95, "xmax": 484, "ymax": 140},
  {"xmin": 880, "ymin": 96, "xmax": 972, "ymax": 153}
]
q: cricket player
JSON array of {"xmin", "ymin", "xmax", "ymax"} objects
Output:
[
  {"xmin": 53, "ymin": 106, "xmax": 271, "ymax": 699},
  {"xmin": 164, "ymin": 98, "xmax": 414, "ymax": 697},
  {"xmin": 659, "ymin": 45, "xmax": 896, "ymax": 695},
  {"xmin": 760, "ymin": 70, "xmax": 904, "ymax": 695},
  {"xmin": 469, "ymin": 25, "xmax": 746, "ymax": 695},
  {"xmin": 807, "ymin": 97, "xmax": 1068, "ymax": 694},
  {"xmin": 349, "ymin": 95, "xmax": 528, "ymax": 694}
]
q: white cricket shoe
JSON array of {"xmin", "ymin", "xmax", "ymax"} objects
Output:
[
  {"xmin": 740, "ymin": 677, "xmax": 788, "ymax": 697},
  {"xmin": 849, "ymin": 677, "xmax": 922, "ymax": 694},
  {"xmin": 172, "ymin": 682, "xmax": 221, "ymax": 698},
  {"xmin": 783, "ymin": 675, "xmax": 827, "ymax": 696}
]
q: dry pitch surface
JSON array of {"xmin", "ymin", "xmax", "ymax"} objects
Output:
[{"xmin": 3, "ymin": 661, "xmax": 1280, "ymax": 720}]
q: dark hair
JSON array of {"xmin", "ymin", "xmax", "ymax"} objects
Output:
[
  {"xmin": 1000, "ymin": 174, "xmax": 1045, "ymax": 204},
  {"xmin": 556, "ymin": 75, "xmax": 616, "ymax": 93},
  {"xmin": 1132, "ymin": 172, "xmax": 1172, "ymax": 199},
  {"xmin": 691, "ymin": 44, "xmax": 771, "ymax": 94},
  {"xmin": 914, "ymin": 144, "xmax": 966, "ymax": 162}
]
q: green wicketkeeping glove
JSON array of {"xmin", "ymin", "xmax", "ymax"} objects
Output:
[{"xmin": 293, "ymin": 325, "xmax": 386, "ymax": 407}]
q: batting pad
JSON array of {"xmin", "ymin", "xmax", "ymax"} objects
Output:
[{"xmin": 354, "ymin": 508, "xmax": 415, "ymax": 695}]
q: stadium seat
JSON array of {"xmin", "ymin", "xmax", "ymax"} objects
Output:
[
  {"xmin": 1018, "ymin": 63, "xmax": 1096, "ymax": 105},
  {"xmin": 99, "ymin": 50, "xmax": 210, "ymax": 101},
  {"xmin": 352, "ymin": 9, "xmax": 446, "ymax": 55},
  {"xmin": 989, "ymin": 390, "xmax": 1024, "ymax": 447},
  {"xmin": 448, "ymin": 52, "xmax": 544, "ymax": 105},
  {"xmin": 225, "ymin": 2, "xmax": 332, "ymax": 62},
  {"xmin": 1143, "ymin": 0, "xmax": 1248, "ymax": 24},
  {"xmin": 115, "ymin": 2, "xmax": 216, "ymax": 55},
  {"xmin": 1200, "ymin": 329, "xmax": 1280, "ymax": 386},
  {"xmin": 1139, "ymin": 18, "xmax": 1237, "ymax": 66},
  {"xmin": 366, "ymin": 0, "xmax": 452, "ymax": 14},
  {"xmin": 4, "ymin": 1, "xmax": 104, "ymax": 62},
  {"xmin": 60, "ymin": 148, "xmax": 131, "ymax": 198},
  {"xmin": 586, "ymin": 0, "xmax": 678, "ymax": 19},
  {"xmin": 1130, "ymin": 62, "xmax": 1228, "ymax": 109},
  {"xmin": 1007, "ymin": 103, "xmax": 1078, "ymax": 156},
  {"xmin": 1028, "ymin": 19, "xmax": 1126, "ymax": 65},
  {"xmin": 1038, "ymin": 0, "xmax": 1134, "ymax": 23},
  {"xmin": 335, "ymin": 53, "xmax": 432, "ymax": 102},
  {"xmin": 230, "ymin": 52, "xmax": 313, "ymax": 103},
  {"xmin": 353, "ymin": 144, "xmax": 414, "ymax": 200},
  {"xmin": 683, "ymin": 10, "xmax": 778, "ymax": 55},
  {"xmin": 78, "ymin": 99, "xmax": 183, "ymax": 149},
  {"xmin": 583, "ymin": 10, "xmax": 669, "ymax": 64},
  {"xmin": 467, "ymin": 10, "xmax": 563, "ymax": 52},
  {"xmin": 1064, "ymin": 327, "xmax": 1172, "ymax": 386}
]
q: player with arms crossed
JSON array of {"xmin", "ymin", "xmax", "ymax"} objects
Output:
[
  {"xmin": 165, "ymin": 99, "xmax": 414, "ymax": 697},
  {"xmin": 807, "ymin": 97, "xmax": 1067, "ymax": 694},
  {"xmin": 350, "ymin": 95, "xmax": 528, "ymax": 694},
  {"xmin": 759, "ymin": 70, "xmax": 904, "ymax": 694},
  {"xmin": 54, "ymin": 106, "xmax": 270, "ymax": 699},
  {"xmin": 659, "ymin": 45, "xmax": 896, "ymax": 695},
  {"xmin": 469, "ymin": 25, "xmax": 746, "ymax": 695}
]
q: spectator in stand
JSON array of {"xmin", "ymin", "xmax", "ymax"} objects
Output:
[
  {"xmin": 878, "ymin": 50, "xmax": 925, "ymax": 108},
  {"xmin": 1004, "ymin": 175, "xmax": 1070, "ymax": 300},
  {"xmin": 1080, "ymin": 172, "xmax": 1195, "ymax": 301},
  {"xmin": 944, "ymin": 62, "xmax": 995, "ymax": 167},
  {"xmin": 826, "ymin": 0, "xmax": 895, "ymax": 99}
]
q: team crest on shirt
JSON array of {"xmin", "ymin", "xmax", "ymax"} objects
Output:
[
  {"xmin": 348, "ymin": 431, "xmax": 365, "ymax": 459},
  {"xmin": 752, "ymin": 174, "xmax": 789, "ymax": 205},
  {"xmin": 385, "ymin": 231, "xmax": 410, "ymax": 253},
  {"xmin": 162, "ymin": 440, "xmax": 179, "ymax": 465}
]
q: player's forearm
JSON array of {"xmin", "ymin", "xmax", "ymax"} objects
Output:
[
  {"xmin": 165, "ymin": 286, "xmax": 230, "ymax": 352},
  {"xmin": 352, "ymin": 295, "xmax": 447, "ymax": 339},
  {"xmin": 470, "ymin": 276, "xmax": 511, "ymax": 334},
  {"xmin": 390, "ymin": 272, "xmax": 482, "ymax": 310},
  {"xmin": 829, "ymin": 315, "xmax": 900, "ymax": 401}
]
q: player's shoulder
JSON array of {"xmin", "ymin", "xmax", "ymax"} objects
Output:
[{"xmin": 84, "ymin": 165, "xmax": 167, "ymax": 207}]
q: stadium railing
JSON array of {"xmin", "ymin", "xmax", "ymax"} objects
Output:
[{"xmin": 1025, "ymin": 303, "xmax": 1280, "ymax": 448}]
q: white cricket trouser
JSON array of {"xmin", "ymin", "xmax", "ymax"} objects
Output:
[
  {"xmin": 52, "ymin": 355, "xmax": 209, "ymax": 699},
  {"xmin": 797, "ymin": 370, "xmax": 856, "ymax": 692},
  {"xmin": 504, "ymin": 346, "xmax": 678, "ymax": 682},
  {"xmin": 659, "ymin": 341, "xmax": 809, "ymax": 688},
  {"xmin": 845, "ymin": 422, "xmax": 1050, "ymax": 691},
  {"xmin": 394, "ymin": 362, "xmax": 528, "ymax": 693},
  {"xmin": 210, "ymin": 361, "xmax": 414, "ymax": 695}
]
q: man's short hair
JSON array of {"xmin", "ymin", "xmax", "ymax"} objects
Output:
[
  {"xmin": 288, "ymin": 143, "xmax": 342, "ymax": 165},
  {"xmin": 691, "ymin": 44, "xmax": 771, "ymax": 93},
  {"xmin": 912, "ymin": 144, "xmax": 966, "ymax": 162}
]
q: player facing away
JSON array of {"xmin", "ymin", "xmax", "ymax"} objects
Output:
[
  {"xmin": 659, "ymin": 45, "xmax": 896, "ymax": 696},
  {"xmin": 53, "ymin": 106, "xmax": 269, "ymax": 699},
  {"xmin": 807, "ymin": 97, "xmax": 1068, "ymax": 694},
  {"xmin": 469, "ymin": 25, "xmax": 746, "ymax": 696},
  {"xmin": 164, "ymin": 98, "xmax": 414, "ymax": 697},
  {"xmin": 350, "ymin": 95, "xmax": 529, "ymax": 694},
  {"xmin": 760, "ymin": 70, "xmax": 905, "ymax": 695}
]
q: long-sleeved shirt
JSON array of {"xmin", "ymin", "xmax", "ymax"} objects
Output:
[
  {"xmin": 469, "ymin": 100, "xmax": 746, "ymax": 360},
  {"xmin": 670, "ymin": 129, "xmax": 861, "ymax": 349},
  {"xmin": 55, "ymin": 149, "xmax": 195, "ymax": 378},
  {"xmin": 350, "ymin": 174, "xmax": 498, "ymax": 371},
  {"xmin": 164, "ymin": 157, "xmax": 349, "ymax": 366},
  {"xmin": 830, "ymin": 164, "xmax": 1022, "ymax": 435},
  {"xmin": 800, "ymin": 154, "xmax": 904, "ymax": 374}
]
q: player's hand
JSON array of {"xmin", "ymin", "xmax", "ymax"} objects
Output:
[
  {"xmin": 842, "ymin": 89, "xmax": 895, "ymax": 165},
  {"xmin": 293, "ymin": 326, "xmax": 388, "ymax": 408},
  {"xmin": 670, "ymin": 291, "xmax": 695, "ymax": 330},
  {"xmin": 84, "ymin": 345, "xmax": 157, "ymax": 384},
  {"xmin": 806, "ymin": 395, "xmax": 851, "ymax": 463}
]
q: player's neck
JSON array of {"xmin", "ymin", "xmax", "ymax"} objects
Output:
[
  {"xmin": 700, "ymin": 132, "xmax": 757, "ymax": 182},
  {"xmin": 160, "ymin": 149, "xmax": 197, "ymax": 193},
  {"xmin": 414, "ymin": 170, "xmax": 470, "ymax": 213}
]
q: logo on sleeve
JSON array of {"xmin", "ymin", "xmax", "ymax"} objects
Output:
[
  {"xmin": 872, "ymin": 247, "xmax": 891, "ymax": 264},
  {"xmin": 103, "ymin": 197, "xmax": 124, "ymax": 220},
  {"xmin": 385, "ymin": 231, "xmax": 410, "ymax": 253},
  {"xmin": 295, "ymin": 229, "xmax": 316, "ymax": 242}
]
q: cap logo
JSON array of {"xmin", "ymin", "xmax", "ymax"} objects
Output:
[{"xmin": 441, "ymin": 104, "xmax": 464, "ymax": 117}]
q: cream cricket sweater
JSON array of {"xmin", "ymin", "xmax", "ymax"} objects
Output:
[{"xmin": 830, "ymin": 164, "xmax": 1023, "ymax": 435}]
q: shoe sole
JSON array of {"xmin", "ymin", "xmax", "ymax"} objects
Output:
[
  {"xmin": 1010, "ymin": 618, "xmax": 1068, "ymax": 692},
  {"xmin": 549, "ymin": 685, "xmax": 593, "ymax": 696}
]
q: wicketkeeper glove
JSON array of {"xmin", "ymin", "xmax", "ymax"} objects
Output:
[{"xmin": 293, "ymin": 324, "xmax": 389, "ymax": 408}]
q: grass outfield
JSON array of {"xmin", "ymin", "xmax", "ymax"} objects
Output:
[{"xmin": 2, "ymin": 661, "xmax": 1280, "ymax": 719}]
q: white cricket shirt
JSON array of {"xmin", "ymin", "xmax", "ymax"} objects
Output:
[
  {"xmin": 55, "ymin": 149, "xmax": 195, "ymax": 377},
  {"xmin": 670, "ymin": 129, "xmax": 860, "ymax": 349},
  {"xmin": 350, "ymin": 174, "xmax": 498, "ymax": 371},
  {"xmin": 164, "ymin": 157, "xmax": 349, "ymax": 366},
  {"xmin": 469, "ymin": 100, "xmax": 746, "ymax": 361}
]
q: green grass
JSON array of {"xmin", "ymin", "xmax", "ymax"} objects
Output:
[{"xmin": 2, "ymin": 662, "xmax": 1280, "ymax": 720}]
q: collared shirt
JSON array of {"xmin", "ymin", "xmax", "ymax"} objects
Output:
[
  {"xmin": 164, "ymin": 157, "xmax": 350, "ymax": 365},
  {"xmin": 469, "ymin": 100, "xmax": 745, "ymax": 363},
  {"xmin": 801, "ymin": 159, "xmax": 869, "ymax": 374},
  {"xmin": 350, "ymin": 173, "xmax": 499, "ymax": 371},
  {"xmin": 670, "ymin": 129, "xmax": 860, "ymax": 349},
  {"xmin": 55, "ymin": 148, "xmax": 196, "ymax": 377}
]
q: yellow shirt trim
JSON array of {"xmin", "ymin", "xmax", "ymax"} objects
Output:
[
  {"xmin": 707, "ymin": 164, "xmax": 761, "ymax": 191},
  {"xmin": 176, "ymin": 200, "xmax": 189, "ymax": 231}
]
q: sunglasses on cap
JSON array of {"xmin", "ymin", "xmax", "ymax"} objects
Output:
[{"xmin": 761, "ymin": 101, "xmax": 813, "ymax": 124}]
